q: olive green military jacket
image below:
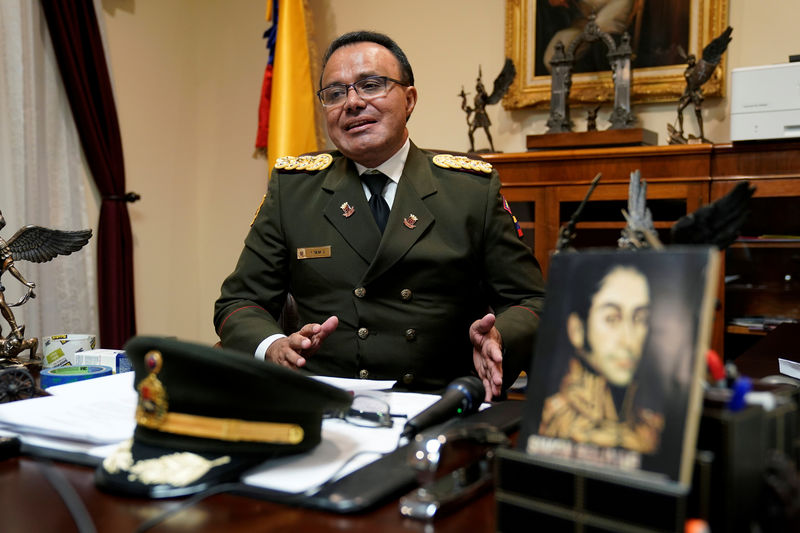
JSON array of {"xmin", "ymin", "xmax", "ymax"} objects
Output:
[{"xmin": 214, "ymin": 143, "xmax": 545, "ymax": 392}]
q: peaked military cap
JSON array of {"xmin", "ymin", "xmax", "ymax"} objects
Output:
[{"xmin": 95, "ymin": 336, "xmax": 352, "ymax": 498}]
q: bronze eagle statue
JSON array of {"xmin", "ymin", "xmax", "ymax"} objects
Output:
[{"xmin": 0, "ymin": 210, "xmax": 92, "ymax": 360}]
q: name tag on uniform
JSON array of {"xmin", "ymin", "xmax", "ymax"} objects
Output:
[{"xmin": 297, "ymin": 246, "xmax": 332, "ymax": 259}]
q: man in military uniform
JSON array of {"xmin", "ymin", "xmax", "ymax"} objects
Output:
[
  {"xmin": 214, "ymin": 31, "xmax": 545, "ymax": 401},
  {"xmin": 539, "ymin": 262, "xmax": 664, "ymax": 453}
]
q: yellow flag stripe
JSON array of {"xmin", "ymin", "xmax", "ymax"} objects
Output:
[{"xmin": 267, "ymin": 0, "xmax": 318, "ymax": 173}]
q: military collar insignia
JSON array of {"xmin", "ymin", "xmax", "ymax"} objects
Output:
[
  {"xmin": 274, "ymin": 153, "xmax": 333, "ymax": 172},
  {"xmin": 403, "ymin": 214, "xmax": 418, "ymax": 229},
  {"xmin": 432, "ymin": 153, "xmax": 493, "ymax": 174},
  {"xmin": 340, "ymin": 202, "xmax": 355, "ymax": 218}
]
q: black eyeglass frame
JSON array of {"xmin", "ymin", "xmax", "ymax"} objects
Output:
[
  {"xmin": 316, "ymin": 75, "xmax": 410, "ymax": 107},
  {"xmin": 325, "ymin": 393, "xmax": 408, "ymax": 429}
]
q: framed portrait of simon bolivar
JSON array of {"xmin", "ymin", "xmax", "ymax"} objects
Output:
[
  {"xmin": 520, "ymin": 247, "xmax": 720, "ymax": 485},
  {"xmin": 503, "ymin": 0, "xmax": 730, "ymax": 108}
]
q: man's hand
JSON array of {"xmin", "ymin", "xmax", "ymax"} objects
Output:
[
  {"xmin": 469, "ymin": 313, "xmax": 503, "ymax": 402},
  {"xmin": 266, "ymin": 316, "xmax": 338, "ymax": 369}
]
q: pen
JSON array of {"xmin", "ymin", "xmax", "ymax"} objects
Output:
[
  {"xmin": 728, "ymin": 376, "xmax": 752, "ymax": 412},
  {"xmin": 705, "ymin": 349, "xmax": 726, "ymax": 388}
]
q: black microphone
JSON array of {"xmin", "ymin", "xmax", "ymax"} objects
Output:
[{"xmin": 400, "ymin": 376, "xmax": 485, "ymax": 440}]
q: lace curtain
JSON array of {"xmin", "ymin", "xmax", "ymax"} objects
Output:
[{"xmin": 0, "ymin": 0, "xmax": 99, "ymax": 343}]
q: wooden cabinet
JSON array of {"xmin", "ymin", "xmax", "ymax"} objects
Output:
[{"xmin": 484, "ymin": 140, "xmax": 800, "ymax": 359}]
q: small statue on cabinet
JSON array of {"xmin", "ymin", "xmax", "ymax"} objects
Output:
[
  {"xmin": 546, "ymin": 41, "xmax": 574, "ymax": 133},
  {"xmin": 0, "ymin": 210, "xmax": 92, "ymax": 361},
  {"xmin": 669, "ymin": 26, "xmax": 733, "ymax": 144},
  {"xmin": 586, "ymin": 104, "xmax": 602, "ymax": 131},
  {"xmin": 459, "ymin": 59, "xmax": 516, "ymax": 152},
  {"xmin": 546, "ymin": 15, "xmax": 636, "ymax": 134}
]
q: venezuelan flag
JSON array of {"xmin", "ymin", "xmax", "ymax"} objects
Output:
[{"xmin": 254, "ymin": 0, "xmax": 318, "ymax": 172}]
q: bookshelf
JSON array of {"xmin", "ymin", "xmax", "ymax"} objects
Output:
[{"xmin": 485, "ymin": 139, "xmax": 800, "ymax": 359}]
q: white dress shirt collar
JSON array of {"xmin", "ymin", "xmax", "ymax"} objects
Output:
[{"xmin": 354, "ymin": 138, "xmax": 410, "ymax": 185}]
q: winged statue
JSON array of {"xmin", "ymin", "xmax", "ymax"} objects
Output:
[
  {"xmin": 555, "ymin": 170, "xmax": 754, "ymax": 253},
  {"xmin": 459, "ymin": 59, "xmax": 516, "ymax": 152},
  {"xmin": 617, "ymin": 171, "xmax": 754, "ymax": 250},
  {"xmin": 0, "ymin": 210, "xmax": 92, "ymax": 361},
  {"xmin": 669, "ymin": 26, "xmax": 733, "ymax": 144}
]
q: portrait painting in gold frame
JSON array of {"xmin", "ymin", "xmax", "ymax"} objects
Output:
[{"xmin": 504, "ymin": 0, "xmax": 730, "ymax": 108}]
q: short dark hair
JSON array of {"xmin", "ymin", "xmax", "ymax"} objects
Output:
[
  {"xmin": 566, "ymin": 256, "xmax": 648, "ymax": 322},
  {"xmin": 320, "ymin": 31, "xmax": 414, "ymax": 88}
]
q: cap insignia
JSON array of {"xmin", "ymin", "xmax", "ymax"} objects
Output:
[
  {"xmin": 274, "ymin": 153, "xmax": 333, "ymax": 172},
  {"xmin": 136, "ymin": 350, "xmax": 168, "ymax": 428},
  {"xmin": 432, "ymin": 153, "xmax": 492, "ymax": 174}
]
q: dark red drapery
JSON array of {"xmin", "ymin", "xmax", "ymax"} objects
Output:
[{"xmin": 40, "ymin": 0, "xmax": 137, "ymax": 348}]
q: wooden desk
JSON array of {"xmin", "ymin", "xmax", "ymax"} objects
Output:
[{"xmin": 1, "ymin": 455, "xmax": 496, "ymax": 532}]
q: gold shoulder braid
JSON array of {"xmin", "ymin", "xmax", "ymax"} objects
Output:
[
  {"xmin": 274, "ymin": 153, "xmax": 333, "ymax": 172},
  {"xmin": 432, "ymin": 153, "xmax": 493, "ymax": 174}
]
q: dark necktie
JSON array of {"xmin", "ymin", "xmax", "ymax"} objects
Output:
[{"xmin": 362, "ymin": 171, "xmax": 390, "ymax": 233}]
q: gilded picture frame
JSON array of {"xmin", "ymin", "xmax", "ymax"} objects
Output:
[{"xmin": 504, "ymin": 0, "xmax": 730, "ymax": 109}]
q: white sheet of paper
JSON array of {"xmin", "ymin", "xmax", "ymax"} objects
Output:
[
  {"xmin": 311, "ymin": 375, "xmax": 396, "ymax": 392},
  {"xmin": 778, "ymin": 358, "xmax": 800, "ymax": 380},
  {"xmin": 0, "ymin": 373, "xmax": 137, "ymax": 444},
  {"xmin": 241, "ymin": 391, "xmax": 440, "ymax": 494}
]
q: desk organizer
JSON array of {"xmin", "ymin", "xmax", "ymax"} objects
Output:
[{"xmin": 495, "ymin": 447, "xmax": 688, "ymax": 533}]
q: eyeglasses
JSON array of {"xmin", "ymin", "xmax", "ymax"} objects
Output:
[
  {"xmin": 316, "ymin": 76, "xmax": 409, "ymax": 108},
  {"xmin": 326, "ymin": 393, "xmax": 407, "ymax": 428}
]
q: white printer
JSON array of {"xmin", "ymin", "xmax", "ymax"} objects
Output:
[{"xmin": 730, "ymin": 62, "xmax": 800, "ymax": 141}]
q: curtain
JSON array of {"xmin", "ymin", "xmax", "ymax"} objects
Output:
[
  {"xmin": 0, "ymin": 0, "xmax": 98, "ymax": 343},
  {"xmin": 39, "ymin": 0, "xmax": 137, "ymax": 349}
]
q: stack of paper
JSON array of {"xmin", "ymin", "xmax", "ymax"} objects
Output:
[
  {"xmin": 0, "ymin": 372, "xmax": 445, "ymax": 494},
  {"xmin": 0, "ymin": 372, "xmax": 137, "ymax": 464}
]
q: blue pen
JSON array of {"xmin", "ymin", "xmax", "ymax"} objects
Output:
[{"xmin": 728, "ymin": 376, "xmax": 752, "ymax": 412}]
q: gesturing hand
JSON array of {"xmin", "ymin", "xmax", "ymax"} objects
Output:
[
  {"xmin": 266, "ymin": 316, "xmax": 339, "ymax": 369},
  {"xmin": 469, "ymin": 313, "xmax": 503, "ymax": 402}
]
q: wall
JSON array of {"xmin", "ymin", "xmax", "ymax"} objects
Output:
[{"xmin": 97, "ymin": 0, "xmax": 798, "ymax": 346}]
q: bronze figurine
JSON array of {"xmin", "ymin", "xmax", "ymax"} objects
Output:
[
  {"xmin": 555, "ymin": 173, "xmax": 602, "ymax": 253},
  {"xmin": 0, "ymin": 210, "xmax": 92, "ymax": 361},
  {"xmin": 546, "ymin": 14, "xmax": 636, "ymax": 134},
  {"xmin": 586, "ymin": 104, "xmax": 602, "ymax": 131},
  {"xmin": 459, "ymin": 59, "xmax": 516, "ymax": 152},
  {"xmin": 669, "ymin": 26, "xmax": 733, "ymax": 144},
  {"xmin": 546, "ymin": 41, "xmax": 574, "ymax": 133}
]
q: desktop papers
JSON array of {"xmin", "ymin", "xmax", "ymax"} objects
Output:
[
  {"xmin": 0, "ymin": 372, "xmax": 137, "ymax": 463},
  {"xmin": 242, "ymin": 391, "xmax": 440, "ymax": 494},
  {"xmin": 0, "ymin": 371, "xmax": 443, "ymax": 490}
]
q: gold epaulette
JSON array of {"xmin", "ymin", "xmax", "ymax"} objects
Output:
[
  {"xmin": 432, "ymin": 153, "xmax": 493, "ymax": 174},
  {"xmin": 274, "ymin": 153, "xmax": 333, "ymax": 172}
]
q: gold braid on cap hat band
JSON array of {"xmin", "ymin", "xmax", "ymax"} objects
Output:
[{"xmin": 137, "ymin": 411, "xmax": 305, "ymax": 445}]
